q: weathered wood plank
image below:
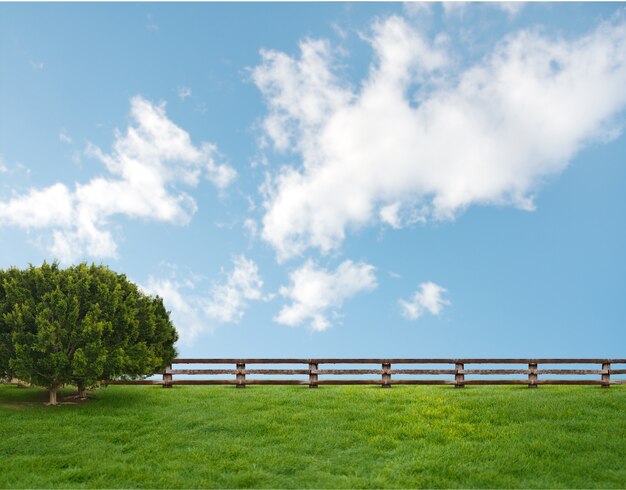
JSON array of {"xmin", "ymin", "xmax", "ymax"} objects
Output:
[
  {"xmin": 173, "ymin": 359, "xmax": 311, "ymax": 364},
  {"xmin": 314, "ymin": 369, "xmax": 383, "ymax": 375},
  {"xmin": 192, "ymin": 358, "xmax": 614, "ymax": 365},
  {"xmin": 316, "ymin": 379, "xmax": 455, "ymax": 385},
  {"xmin": 163, "ymin": 363, "xmax": 172, "ymax": 388},
  {"xmin": 105, "ymin": 380, "xmax": 164, "ymax": 385},
  {"xmin": 382, "ymin": 362, "xmax": 391, "ymax": 388},
  {"xmin": 537, "ymin": 379, "xmax": 602, "ymax": 385},
  {"xmin": 528, "ymin": 362, "xmax": 538, "ymax": 388},
  {"xmin": 391, "ymin": 369, "xmax": 456, "ymax": 375},
  {"xmin": 172, "ymin": 358, "xmax": 626, "ymax": 365},
  {"xmin": 244, "ymin": 369, "xmax": 309, "ymax": 375},
  {"xmin": 169, "ymin": 369, "xmax": 309, "ymax": 375},
  {"xmin": 171, "ymin": 379, "xmax": 239, "ymax": 385},
  {"xmin": 536, "ymin": 369, "xmax": 604, "ymax": 375},
  {"xmin": 461, "ymin": 369, "xmax": 528, "ymax": 375},
  {"xmin": 455, "ymin": 362, "xmax": 465, "ymax": 389},
  {"xmin": 168, "ymin": 369, "xmax": 237, "ymax": 375},
  {"xmin": 236, "ymin": 362, "xmax": 245, "ymax": 389},
  {"xmin": 314, "ymin": 369, "xmax": 455, "ymax": 375},
  {"xmin": 314, "ymin": 359, "xmax": 458, "ymax": 364},
  {"xmin": 242, "ymin": 379, "xmax": 309, "ymax": 385},
  {"xmin": 463, "ymin": 379, "xmax": 529, "ymax": 385},
  {"xmin": 309, "ymin": 362, "xmax": 318, "ymax": 389},
  {"xmin": 602, "ymin": 362, "xmax": 610, "ymax": 388},
  {"xmin": 167, "ymin": 368, "xmax": 615, "ymax": 376},
  {"xmin": 462, "ymin": 359, "xmax": 621, "ymax": 364},
  {"xmin": 170, "ymin": 379, "xmax": 308, "ymax": 385},
  {"xmin": 387, "ymin": 379, "xmax": 456, "ymax": 385},
  {"xmin": 105, "ymin": 377, "xmax": 619, "ymax": 387}
]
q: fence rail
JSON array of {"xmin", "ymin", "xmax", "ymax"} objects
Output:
[{"xmin": 104, "ymin": 358, "xmax": 626, "ymax": 388}]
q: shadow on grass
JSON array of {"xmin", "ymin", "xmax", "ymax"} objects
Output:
[
  {"xmin": 0, "ymin": 385, "xmax": 55, "ymax": 408},
  {"xmin": 0, "ymin": 384, "xmax": 124, "ymax": 408}
]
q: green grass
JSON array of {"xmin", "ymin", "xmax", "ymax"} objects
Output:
[{"xmin": 1, "ymin": 384, "xmax": 625, "ymax": 488}]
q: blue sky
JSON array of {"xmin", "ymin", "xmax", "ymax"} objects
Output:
[{"xmin": 1, "ymin": 2, "xmax": 625, "ymax": 359}]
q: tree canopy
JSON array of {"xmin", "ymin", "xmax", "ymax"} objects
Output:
[{"xmin": 0, "ymin": 262, "xmax": 178, "ymax": 404}]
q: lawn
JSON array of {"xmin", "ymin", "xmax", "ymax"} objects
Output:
[{"xmin": 0, "ymin": 384, "xmax": 625, "ymax": 488}]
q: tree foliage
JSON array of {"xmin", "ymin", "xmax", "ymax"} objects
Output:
[
  {"xmin": 0, "ymin": 262, "xmax": 178, "ymax": 404},
  {"xmin": 0, "ymin": 266, "xmax": 23, "ymax": 381}
]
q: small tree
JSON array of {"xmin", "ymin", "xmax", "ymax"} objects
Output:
[
  {"xmin": 0, "ymin": 266, "xmax": 23, "ymax": 381},
  {"xmin": 4, "ymin": 262, "xmax": 178, "ymax": 404}
]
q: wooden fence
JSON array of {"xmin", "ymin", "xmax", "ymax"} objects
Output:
[{"xmin": 107, "ymin": 358, "xmax": 626, "ymax": 388}]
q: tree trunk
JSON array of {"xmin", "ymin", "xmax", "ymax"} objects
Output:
[
  {"xmin": 77, "ymin": 382, "xmax": 86, "ymax": 399},
  {"xmin": 48, "ymin": 386, "xmax": 59, "ymax": 405}
]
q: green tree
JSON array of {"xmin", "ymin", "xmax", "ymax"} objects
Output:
[
  {"xmin": 0, "ymin": 266, "xmax": 24, "ymax": 381},
  {"xmin": 3, "ymin": 262, "xmax": 178, "ymax": 404}
]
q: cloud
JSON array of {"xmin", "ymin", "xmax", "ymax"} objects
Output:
[
  {"xmin": 254, "ymin": 13, "xmax": 626, "ymax": 260},
  {"xmin": 275, "ymin": 260, "xmax": 377, "ymax": 331},
  {"xmin": 0, "ymin": 156, "xmax": 7, "ymax": 174},
  {"xmin": 178, "ymin": 86, "xmax": 192, "ymax": 101},
  {"xmin": 243, "ymin": 217, "xmax": 259, "ymax": 239},
  {"xmin": 496, "ymin": 2, "xmax": 525, "ymax": 19},
  {"xmin": 0, "ymin": 96, "xmax": 236, "ymax": 262},
  {"xmin": 403, "ymin": 2, "xmax": 434, "ymax": 20},
  {"xmin": 146, "ymin": 14, "xmax": 159, "ymax": 32},
  {"xmin": 143, "ymin": 256, "xmax": 265, "ymax": 344},
  {"xmin": 143, "ymin": 276, "xmax": 208, "ymax": 345},
  {"xmin": 30, "ymin": 61, "xmax": 44, "ymax": 70},
  {"xmin": 58, "ymin": 130, "xmax": 73, "ymax": 144},
  {"xmin": 399, "ymin": 281, "xmax": 450, "ymax": 320},
  {"xmin": 204, "ymin": 255, "xmax": 266, "ymax": 323},
  {"xmin": 442, "ymin": 2, "xmax": 468, "ymax": 18},
  {"xmin": 0, "ymin": 183, "xmax": 73, "ymax": 228},
  {"xmin": 379, "ymin": 202, "xmax": 402, "ymax": 229}
]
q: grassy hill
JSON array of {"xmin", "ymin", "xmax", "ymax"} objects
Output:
[{"xmin": 1, "ymin": 384, "xmax": 625, "ymax": 488}]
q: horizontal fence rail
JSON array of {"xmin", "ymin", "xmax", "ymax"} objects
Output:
[{"xmin": 104, "ymin": 358, "xmax": 626, "ymax": 389}]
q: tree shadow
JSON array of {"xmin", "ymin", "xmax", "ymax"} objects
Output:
[{"xmin": 0, "ymin": 384, "xmax": 92, "ymax": 407}]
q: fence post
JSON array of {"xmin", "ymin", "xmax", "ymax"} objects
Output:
[
  {"xmin": 236, "ymin": 362, "xmax": 246, "ymax": 388},
  {"xmin": 163, "ymin": 364, "xmax": 172, "ymax": 388},
  {"xmin": 455, "ymin": 362, "xmax": 465, "ymax": 388},
  {"xmin": 601, "ymin": 362, "xmax": 611, "ymax": 388},
  {"xmin": 309, "ymin": 362, "xmax": 318, "ymax": 388},
  {"xmin": 382, "ymin": 362, "xmax": 391, "ymax": 388},
  {"xmin": 528, "ymin": 362, "xmax": 538, "ymax": 388}
]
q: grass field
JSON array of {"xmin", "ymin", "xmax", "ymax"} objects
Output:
[{"xmin": 1, "ymin": 384, "xmax": 625, "ymax": 488}]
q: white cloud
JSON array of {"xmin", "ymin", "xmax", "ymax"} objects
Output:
[
  {"xmin": 202, "ymin": 144, "xmax": 237, "ymax": 189},
  {"xmin": 143, "ymin": 276, "xmax": 208, "ymax": 346},
  {"xmin": 0, "ymin": 183, "xmax": 74, "ymax": 229},
  {"xmin": 143, "ymin": 256, "xmax": 265, "ymax": 345},
  {"xmin": 0, "ymin": 96, "xmax": 236, "ymax": 262},
  {"xmin": 204, "ymin": 255, "xmax": 265, "ymax": 323},
  {"xmin": 275, "ymin": 260, "xmax": 377, "ymax": 331},
  {"xmin": 403, "ymin": 2, "xmax": 434, "ymax": 20},
  {"xmin": 0, "ymin": 156, "xmax": 7, "ymax": 174},
  {"xmin": 442, "ymin": 2, "xmax": 468, "ymax": 18},
  {"xmin": 253, "ymin": 38, "xmax": 354, "ymax": 154},
  {"xmin": 254, "ymin": 13, "xmax": 626, "ymax": 260},
  {"xmin": 399, "ymin": 281, "xmax": 450, "ymax": 320},
  {"xmin": 496, "ymin": 2, "xmax": 525, "ymax": 19},
  {"xmin": 30, "ymin": 61, "xmax": 44, "ymax": 70},
  {"xmin": 379, "ymin": 202, "xmax": 402, "ymax": 229},
  {"xmin": 59, "ymin": 130, "xmax": 73, "ymax": 144},
  {"xmin": 178, "ymin": 86, "xmax": 192, "ymax": 101},
  {"xmin": 146, "ymin": 14, "xmax": 159, "ymax": 31},
  {"xmin": 243, "ymin": 217, "xmax": 258, "ymax": 239}
]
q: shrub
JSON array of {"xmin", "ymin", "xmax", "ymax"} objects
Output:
[{"xmin": 0, "ymin": 262, "xmax": 178, "ymax": 404}]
